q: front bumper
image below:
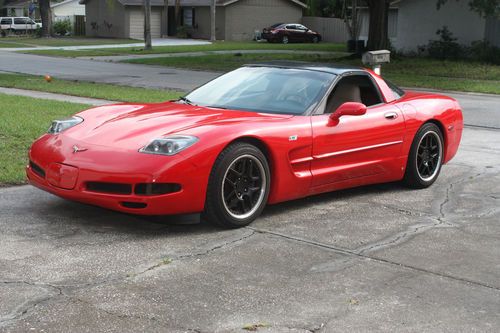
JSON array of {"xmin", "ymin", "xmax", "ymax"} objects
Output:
[{"xmin": 27, "ymin": 135, "xmax": 208, "ymax": 216}]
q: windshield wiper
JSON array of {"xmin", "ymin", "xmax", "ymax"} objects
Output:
[
  {"xmin": 178, "ymin": 97, "xmax": 195, "ymax": 105},
  {"xmin": 206, "ymin": 105, "xmax": 228, "ymax": 110}
]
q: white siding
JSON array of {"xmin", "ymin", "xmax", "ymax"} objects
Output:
[
  {"xmin": 395, "ymin": 0, "xmax": 486, "ymax": 52},
  {"xmin": 129, "ymin": 7, "xmax": 161, "ymax": 40},
  {"xmin": 52, "ymin": 0, "xmax": 86, "ymax": 17}
]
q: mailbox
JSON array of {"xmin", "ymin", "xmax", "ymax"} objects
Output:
[{"xmin": 362, "ymin": 50, "xmax": 391, "ymax": 75}]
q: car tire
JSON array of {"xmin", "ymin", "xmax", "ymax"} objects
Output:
[
  {"xmin": 403, "ymin": 123, "xmax": 444, "ymax": 189},
  {"xmin": 282, "ymin": 36, "xmax": 289, "ymax": 44},
  {"xmin": 312, "ymin": 36, "xmax": 319, "ymax": 43},
  {"xmin": 203, "ymin": 142, "xmax": 270, "ymax": 228}
]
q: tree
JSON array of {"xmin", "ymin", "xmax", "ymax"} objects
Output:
[
  {"xmin": 366, "ymin": 0, "xmax": 391, "ymax": 51},
  {"xmin": 144, "ymin": 0, "xmax": 152, "ymax": 50},
  {"xmin": 39, "ymin": 0, "xmax": 52, "ymax": 37},
  {"xmin": 437, "ymin": 0, "xmax": 499, "ymax": 18},
  {"xmin": 210, "ymin": 0, "xmax": 216, "ymax": 41},
  {"xmin": 175, "ymin": 0, "xmax": 181, "ymax": 30}
]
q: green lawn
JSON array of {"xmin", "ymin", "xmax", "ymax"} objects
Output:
[
  {"xmin": 22, "ymin": 41, "xmax": 347, "ymax": 57},
  {"xmin": 0, "ymin": 94, "xmax": 90, "ymax": 185},
  {"xmin": 0, "ymin": 73, "xmax": 181, "ymax": 103},
  {"xmin": 125, "ymin": 52, "xmax": 346, "ymax": 71},
  {"xmin": 0, "ymin": 36, "xmax": 138, "ymax": 48},
  {"xmin": 125, "ymin": 53, "xmax": 500, "ymax": 94}
]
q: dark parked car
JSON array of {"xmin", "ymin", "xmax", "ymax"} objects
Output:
[{"xmin": 262, "ymin": 23, "xmax": 321, "ymax": 44}]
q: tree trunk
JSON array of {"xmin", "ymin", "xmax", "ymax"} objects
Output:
[
  {"xmin": 210, "ymin": 0, "xmax": 216, "ymax": 41},
  {"xmin": 366, "ymin": 0, "xmax": 390, "ymax": 51},
  {"xmin": 39, "ymin": 0, "xmax": 52, "ymax": 37},
  {"xmin": 175, "ymin": 0, "xmax": 181, "ymax": 29},
  {"xmin": 144, "ymin": 0, "xmax": 152, "ymax": 50}
]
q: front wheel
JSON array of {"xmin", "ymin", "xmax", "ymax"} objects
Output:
[
  {"xmin": 203, "ymin": 143, "xmax": 270, "ymax": 228},
  {"xmin": 282, "ymin": 36, "xmax": 289, "ymax": 44},
  {"xmin": 403, "ymin": 123, "xmax": 444, "ymax": 188}
]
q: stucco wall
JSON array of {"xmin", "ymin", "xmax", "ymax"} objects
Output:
[
  {"xmin": 84, "ymin": 0, "xmax": 127, "ymax": 38},
  {"xmin": 189, "ymin": 6, "xmax": 226, "ymax": 40},
  {"xmin": 225, "ymin": 0, "xmax": 303, "ymax": 41},
  {"xmin": 395, "ymin": 0, "xmax": 486, "ymax": 52}
]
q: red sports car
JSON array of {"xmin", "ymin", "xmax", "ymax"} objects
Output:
[{"xmin": 27, "ymin": 63, "xmax": 463, "ymax": 228}]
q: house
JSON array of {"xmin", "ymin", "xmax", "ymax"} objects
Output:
[
  {"xmin": 79, "ymin": 0, "xmax": 306, "ymax": 41},
  {"xmin": 358, "ymin": 0, "xmax": 500, "ymax": 52},
  {"xmin": 0, "ymin": 0, "xmax": 40, "ymax": 18}
]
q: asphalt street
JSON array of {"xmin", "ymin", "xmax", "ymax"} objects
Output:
[{"xmin": 0, "ymin": 51, "xmax": 499, "ymax": 332}]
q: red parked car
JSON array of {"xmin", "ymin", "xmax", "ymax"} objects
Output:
[
  {"xmin": 262, "ymin": 23, "xmax": 322, "ymax": 44},
  {"xmin": 27, "ymin": 63, "xmax": 463, "ymax": 228}
]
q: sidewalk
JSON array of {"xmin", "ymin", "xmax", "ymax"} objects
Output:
[
  {"xmin": 0, "ymin": 87, "xmax": 116, "ymax": 106},
  {"xmin": 78, "ymin": 49, "xmax": 349, "ymax": 62},
  {"xmin": 0, "ymin": 38, "xmax": 211, "ymax": 52}
]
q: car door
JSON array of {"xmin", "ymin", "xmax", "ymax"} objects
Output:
[
  {"xmin": 310, "ymin": 73, "xmax": 405, "ymax": 187},
  {"xmin": 13, "ymin": 17, "xmax": 27, "ymax": 30},
  {"xmin": 284, "ymin": 24, "xmax": 295, "ymax": 41},
  {"xmin": 296, "ymin": 25, "xmax": 309, "ymax": 42}
]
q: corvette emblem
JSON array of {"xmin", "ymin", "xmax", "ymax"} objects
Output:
[
  {"xmin": 289, "ymin": 135, "xmax": 298, "ymax": 141},
  {"xmin": 72, "ymin": 145, "xmax": 88, "ymax": 154}
]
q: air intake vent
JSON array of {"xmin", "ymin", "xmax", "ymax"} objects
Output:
[
  {"xmin": 30, "ymin": 161, "xmax": 46, "ymax": 178},
  {"xmin": 86, "ymin": 182, "xmax": 132, "ymax": 195},
  {"xmin": 135, "ymin": 183, "xmax": 181, "ymax": 196}
]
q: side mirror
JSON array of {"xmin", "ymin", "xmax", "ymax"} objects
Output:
[{"xmin": 328, "ymin": 102, "xmax": 367, "ymax": 126}]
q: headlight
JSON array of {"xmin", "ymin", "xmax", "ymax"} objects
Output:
[
  {"xmin": 140, "ymin": 135, "xmax": 198, "ymax": 156},
  {"xmin": 48, "ymin": 116, "xmax": 83, "ymax": 134}
]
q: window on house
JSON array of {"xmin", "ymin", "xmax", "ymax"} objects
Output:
[{"xmin": 182, "ymin": 8, "xmax": 195, "ymax": 27}]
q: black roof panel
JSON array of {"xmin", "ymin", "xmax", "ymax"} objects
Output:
[{"xmin": 244, "ymin": 61, "xmax": 366, "ymax": 75}]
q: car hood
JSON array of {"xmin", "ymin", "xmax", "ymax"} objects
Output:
[{"xmin": 67, "ymin": 102, "xmax": 292, "ymax": 150}]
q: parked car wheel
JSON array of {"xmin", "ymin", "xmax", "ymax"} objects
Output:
[
  {"xmin": 403, "ymin": 123, "xmax": 444, "ymax": 189},
  {"xmin": 282, "ymin": 36, "xmax": 289, "ymax": 44},
  {"xmin": 0, "ymin": 30, "xmax": 5, "ymax": 38},
  {"xmin": 203, "ymin": 142, "xmax": 270, "ymax": 228},
  {"xmin": 312, "ymin": 36, "xmax": 319, "ymax": 43}
]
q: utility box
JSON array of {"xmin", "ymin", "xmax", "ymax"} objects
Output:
[{"xmin": 362, "ymin": 50, "xmax": 391, "ymax": 75}]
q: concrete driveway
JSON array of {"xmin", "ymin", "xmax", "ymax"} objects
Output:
[
  {"xmin": 1, "ymin": 125, "xmax": 499, "ymax": 332},
  {"xmin": 1, "ymin": 51, "xmax": 499, "ymax": 332}
]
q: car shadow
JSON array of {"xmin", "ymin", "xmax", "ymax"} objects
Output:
[{"xmin": 34, "ymin": 181, "xmax": 411, "ymax": 237}]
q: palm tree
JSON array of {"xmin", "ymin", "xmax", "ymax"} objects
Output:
[
  {"xmin": 39, "ymin": 0, "xmax": 52, "ymax": 37},
  {"xmin": 144, "ymin": 0, "xmax": 152, "ymax": 50}
]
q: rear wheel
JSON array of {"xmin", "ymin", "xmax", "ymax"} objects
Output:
[
  {"xmin": 203, "ymin": 143, "xmax": 270, "ymax": 228},
  {"xmin": 403, "ymin": 123, "xmax": 444, "ymax": 188},
  {"xmin": 312, "ymin": 36, "xmax": 319, "ymax": 43},
  {"xmin": 282, "ymin": 35, "xmax": 289, "ymax": 44}
]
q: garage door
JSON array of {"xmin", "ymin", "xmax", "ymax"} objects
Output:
[{"xmin": 129, "ymin": 8, "xmax": 161, "ymax": 40}]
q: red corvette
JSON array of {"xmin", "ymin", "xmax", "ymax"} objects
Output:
[{"xmin": 27, "ymin": 63, "xmax": 463, "ymax": 228}]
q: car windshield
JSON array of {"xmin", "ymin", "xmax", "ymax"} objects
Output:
[{"xmin": 185, "ymin": 67, "xmax": 336, "ymax": 115}]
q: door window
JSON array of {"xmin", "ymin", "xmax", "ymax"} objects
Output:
[
  {"xmin": 323, "ymin": 75, "xmax": 383, "ymax": 114},
  {"xmin": 14, "ymin": 18, "xmax": 28, "ymax": 24},
  {"xmin": 1, "ymin": 18, "xmax": 12, "ymax": 25}
]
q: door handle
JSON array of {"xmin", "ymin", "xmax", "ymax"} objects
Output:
[{"xmin": 384, "ymin": 112, "xmax": 398, "ymax": 120}]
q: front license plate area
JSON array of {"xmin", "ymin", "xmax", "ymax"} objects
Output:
[{"xmin": 47, "ymin": 163, "xmax": 79, "ymax": 190}]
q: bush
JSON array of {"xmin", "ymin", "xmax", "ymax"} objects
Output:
[
  {"xmin": 53, "ymin": 19, "xmax": 72, "ymax": 36},
  {"xmin": 422, "ymin": 26, "xmax": 500, "ymax": 64},
  {"xmin": 467, "ymin": 40, "xmax": 500, "ymax": 64},
  {"xmin": 427, "ymin": 26, "xmax": 462, "ymax": 60}
]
